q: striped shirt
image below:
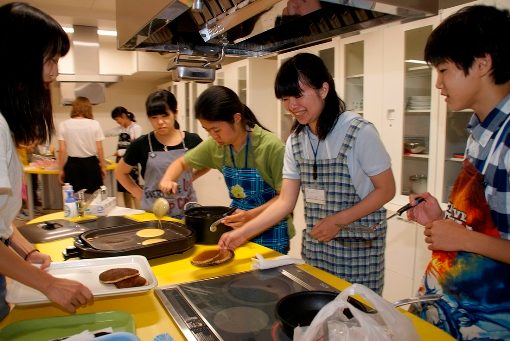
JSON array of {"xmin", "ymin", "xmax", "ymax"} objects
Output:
[{"xmin": 465, "ymin": 93, "xmax": 510, "ymax": 240}]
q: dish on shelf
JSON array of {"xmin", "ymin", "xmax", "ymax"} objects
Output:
[
  {"xmin": 404, "ymin": 141, "xmax": 426, "ymax": 154},
  {"xmin": 453, "ymin": 153, "xmax": 464, "ymax": 159}
]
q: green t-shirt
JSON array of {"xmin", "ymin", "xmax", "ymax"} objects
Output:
[
  {"xmin": 184, "ymin": 125, "xmax": 284, "ymax": 191},
  {"xmin": 184, "ymin": 125, "xmax": 294, "ymax": 238}
]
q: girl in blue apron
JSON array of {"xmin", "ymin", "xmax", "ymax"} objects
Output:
[
  {"xmin": 159, "ymin": 86, "xmax": 291, "ymax": 254},
  {"xmin": 116, "ymin": 90, "xmax": 203, "ymax": 218}
]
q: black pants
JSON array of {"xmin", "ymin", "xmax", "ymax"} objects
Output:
[{"xmin": 64, "ymin": 156, "xmax": 103, "ymax": 194}]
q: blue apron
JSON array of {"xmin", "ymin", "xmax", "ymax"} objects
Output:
[{"xmin": 222, "ymin": 133, "xmax": 289, "ymax": 254}]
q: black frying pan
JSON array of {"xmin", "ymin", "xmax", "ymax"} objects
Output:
[{"xmin": 275, "ymin": 290, "xmax": 376, "ymax": 338}]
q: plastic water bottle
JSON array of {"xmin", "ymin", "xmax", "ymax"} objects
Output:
[
  {"xmin": 63, "ymin": 185, "xmax": 78, "ymax": 218},
  {"xmin": 62, "ymin": 183, "xmax": 72, "ymax": 205}
]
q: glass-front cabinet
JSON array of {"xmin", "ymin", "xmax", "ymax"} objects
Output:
[
  {"xmin": 401, "ymin": 25, "xmax": 434, "ymax": 197},
  {"xmin": 344, "ymin": 41, "xmax": 364, "ymax": 115},
  {"xmin": 380, "ymin": 16, "xmax": 439, "ymax": 207}
]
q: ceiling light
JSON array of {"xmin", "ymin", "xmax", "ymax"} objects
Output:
[
  {"xmin": 62, "ymin": 27, "xmax": 117, "ymax": 37},
  {"xmin": 405, "ymin": 59, "xmax": 427, "ymax": 64}
]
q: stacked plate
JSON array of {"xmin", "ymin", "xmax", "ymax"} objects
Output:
[{"xmin": 407, "ymin": 96, "xmax": 431, "ymax": 110}]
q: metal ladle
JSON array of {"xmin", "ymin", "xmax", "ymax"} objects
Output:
[{"xmin": 153, "ymin": 198, "xmax": 170, "ymax": 220}]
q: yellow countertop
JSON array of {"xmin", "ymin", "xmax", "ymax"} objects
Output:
[
  {"xmin": 0, "ymin": 212, "xmax": 454, "ymax": 340},
  {"xmin": 24, "ymin": 162, "xmax": 117, "ymax": 175}
]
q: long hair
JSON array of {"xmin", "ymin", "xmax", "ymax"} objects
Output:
[
  {"xmin": 71, "ymin": 96, "xmax": 93, "ymax": 119},
  {"xmin": 274, "ymin": 53, "xmax": 345, "ymax": 140},
  {"xmin": 145, "ymin": 89, "xmax": 179, "ymax": 129},
  {"xmin": 0, "ymin": 2, "xmax": 70, "ymax": 146},
  {"xmin": 194, "ymin": 85, "xmax": 268, "ymax": 131},
  {"xmin": 424, "ymin": 5, "xmax": 510, "ymax": 85},
  {"xmin": 111, "ymin": 106, "xmax": 136, "ymax": 122}
]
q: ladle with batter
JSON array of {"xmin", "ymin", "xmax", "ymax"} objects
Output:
[{"xmin": 153, "ymin": 198, "xmax": 170, "ymax": 229}]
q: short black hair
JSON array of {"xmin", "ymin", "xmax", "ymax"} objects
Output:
[
  {"xmin": 274, "ymin": 53, "xmax": 345, "ymax": 140},
  {"xmin": 425, "ymin": 5, "xmax": 510, "ymax": 85},
  {"xmin": 145, "ymin": 90, "xmax": 179, "ymax": 129}
]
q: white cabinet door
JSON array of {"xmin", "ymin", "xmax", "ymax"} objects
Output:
[{"xmin": 379, "ymin": 17, "xmax": 440, "ymax": 207}]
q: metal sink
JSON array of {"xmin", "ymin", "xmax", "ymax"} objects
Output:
[{"xmin": 18, "ymin": 216, "xmax": 139, "ymax": 243}]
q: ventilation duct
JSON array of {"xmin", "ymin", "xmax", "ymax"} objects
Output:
[{"xmin": 58, "ymin": 25, "xmax": 121, "ymax": 105}]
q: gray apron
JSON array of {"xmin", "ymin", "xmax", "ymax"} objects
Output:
[
  {"xmin": 142, "ymin": 132, "xmax": 196, "ymax": 218},
  {"xmin": 292, "ymin": 116, "xmax": 387, "ymax": 294}
]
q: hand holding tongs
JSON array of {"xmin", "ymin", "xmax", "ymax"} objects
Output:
[
  {"xmin": 209, "ymin": 207, "xmax": 237, "ymax": 232},
  {"xmin": 336, "ymin": 197, "xmax": 425, "ymax": 233}
]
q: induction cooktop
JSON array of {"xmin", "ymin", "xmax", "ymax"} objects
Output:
[{"xmin": 155, "ymin": 265, "xmax": 337, "ymax": 341}]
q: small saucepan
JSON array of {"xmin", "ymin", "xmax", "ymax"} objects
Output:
[{"xmin": 183, "ymin": 202, "xmax": 236, "ymax": 244}]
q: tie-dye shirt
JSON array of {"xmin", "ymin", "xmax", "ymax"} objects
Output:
[{"xmin": 413, "ymin": 94, "xmax": 510, "ymax": 340}]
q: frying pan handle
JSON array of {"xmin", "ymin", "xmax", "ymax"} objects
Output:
[{"xmin": 184, "ymin": 201, "xmax": 201, "ymax": 211}]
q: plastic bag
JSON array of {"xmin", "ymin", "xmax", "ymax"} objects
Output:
[{"xmin": 293, "ymin": 284, "xmax": 420, "ymax": 341}]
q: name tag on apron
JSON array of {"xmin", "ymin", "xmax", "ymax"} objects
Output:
[{"xmin": 304, "ymin": 187, "xmax": 326, "ymax": 205}]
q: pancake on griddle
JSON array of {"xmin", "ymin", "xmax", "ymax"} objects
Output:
[
  {"xmin": 141, "ymin": 238, "xmax": 167, "ymax": 245},
  {"xmin": 136, "ymin": 228, "xmax": 165, "ymax": 238}
]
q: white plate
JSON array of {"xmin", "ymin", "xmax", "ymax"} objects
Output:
[{"xmin": 6, "ymin": 255, "xmax": 157, "ymax": 305}]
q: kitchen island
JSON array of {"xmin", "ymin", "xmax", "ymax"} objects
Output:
[{"xmin": 0, "ymin": 212, "xmax": 454, "ymax": 340}]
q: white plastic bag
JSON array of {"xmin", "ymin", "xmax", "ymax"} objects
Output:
[{"xmin": 293, "ymin": 284, "xmax": 420, "ymax": 341}]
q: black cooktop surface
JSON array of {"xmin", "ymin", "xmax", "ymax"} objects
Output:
[{"xmin": 156, "ymin": 265, "xmax": 337, "ymax": 341}]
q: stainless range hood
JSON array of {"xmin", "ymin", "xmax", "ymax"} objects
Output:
[
  {"xmin": 116, "ymin": 0, "xmax": 440, "ymax": 59},
  {"xmin": 58, "ymin": 25, "xmax": 122, "ymax": 104}
]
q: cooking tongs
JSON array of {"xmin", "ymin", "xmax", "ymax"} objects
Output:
[{"xmin": 336, "ymin": 197, "xmax": 425, "ymax": 233}]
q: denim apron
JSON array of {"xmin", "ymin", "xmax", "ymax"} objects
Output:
[
  {"xmin": 142, "ymin": 132, "xmax": 196, "ymax": 218},
  {"xmin": 412, "ymin": 115, "xmax": 510, "ymax": 340},
  {"xmin": 293, "ymin": 117, "xmax": 386, "ymax": 294},
  {"xmin": 223, "ymin": 133, "xmax": 289, "ymax": 254}
]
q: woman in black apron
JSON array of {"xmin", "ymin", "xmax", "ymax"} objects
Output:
[
  {"xmin": 105, "ymin": 106, "xmax": 143, "ymax": 208},
  {"xmin": 115, "ymin": 90, "xmax": 203, "ymax": 218}
]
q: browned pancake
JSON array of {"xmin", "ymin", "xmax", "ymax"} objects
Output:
[
  {"xmin": 99, "ymin": 268, "xmax": 139, "ymax": 284},
  {"xmin": 113, "ymin": 275, "xmax": 148, "ymax": 288},
  {"xmin": 191, "ymin": 249, "xmax": 234, "ymax": 267}
]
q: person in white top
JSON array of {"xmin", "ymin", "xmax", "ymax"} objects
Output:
[
  {"xmin": 104, "ymin": 106, "xmax": 143, "ymax": 207},
  {"xmin": 57, "ymin": 96, "xmax": 106, "ymax": 194},
  {"xmin": 0, "ymin": 2, "xmax": 93, "ymax": 321}
]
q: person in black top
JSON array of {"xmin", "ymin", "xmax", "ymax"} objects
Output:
[{"xmin": 115, "ymin": 90, "xmax": 206, "ymax": 217}]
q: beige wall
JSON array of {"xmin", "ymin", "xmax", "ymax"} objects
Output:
[{"xmin": 49, "ymin": 78, "xmax": 164, "ymax": 159}]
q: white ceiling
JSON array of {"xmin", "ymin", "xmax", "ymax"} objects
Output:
[
  {"xmin": 0, "ymin": 0, "xmax": 117, "ymax": 30},
  {"xmin": 0, "ymin": 0, "xmax": 178, "ymax": 82}
]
